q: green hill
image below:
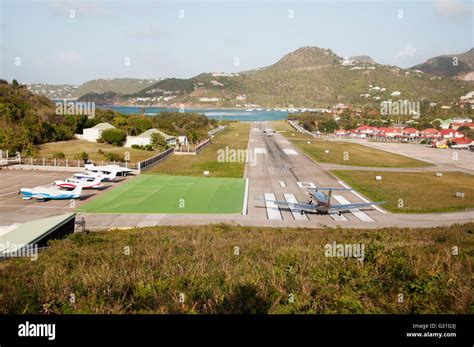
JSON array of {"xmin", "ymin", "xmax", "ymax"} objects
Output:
[
  {"xmin": 79, "ymin": 46, "xmax": 472, "ymax": 107},
  {"xmin": 411, "ymin": 48, "xmax": 474, "ymax": 80}
]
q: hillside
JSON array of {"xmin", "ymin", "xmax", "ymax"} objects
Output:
[
  {"xmin": 0, "ymin": 223, "xmax": 472, "ymax": 314},
  {"xmin": 411, "ymin": 48, "xmax": 474, "ymax": 80},
  {"xmin": 28, "ymin": 78, "xmax": 161, "ymax": 100},
  {"xmin": 79, "ymin": 47, "xmax": 473, "ymax": 108}
]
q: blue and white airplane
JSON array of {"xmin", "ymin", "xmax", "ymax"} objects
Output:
[
  {"xmin": 19, "ymin": 185, "xmax": 83, "ymax": 201},
  {"xmin": 265, "ymin": 187, "xmax": 385, "ymax": 215}
]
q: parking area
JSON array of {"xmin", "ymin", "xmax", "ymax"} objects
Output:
[
  {"xmin": 349, "ymin": 141, "xmax": 474, "ymax": 174},
  {"xmin": 0, "ymin": 169, "xmax": 131, "ymax": 225}
]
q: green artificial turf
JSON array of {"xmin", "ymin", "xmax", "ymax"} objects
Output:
[{"xmin": 78, "ymin": 175, "xmax": 246, "ymax": 214}]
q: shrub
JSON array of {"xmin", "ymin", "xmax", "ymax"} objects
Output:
[
  {"xmin": 145, "ymin": 144, "xmax": 153, "ymax": 151},
  {"xmin": 101, "ymin": 129, "xmax": 126, "ymax": 146},
  {"xmin": 74, "ymin": 151, "xmax": 89, "ymax": 161},
  {"xmin": 52, "ymin": 152, "xmax": 65, "ymax": 159},
  {"xmin": 103, "ymin": 152, "xmax": 124, "ymax": 162},
  {"xmin": 131, "ymin": 144, "xmax": 142, "ymax": 150}
]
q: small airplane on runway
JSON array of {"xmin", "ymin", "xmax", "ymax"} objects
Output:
[
  {"xmin": 264, "ymin": 187, "xmax": 385, "ymax": 215},
  {"xmin": 54, "ymin": 176, "xmax": 103, "ymax": 189},
  {"xmin": 84, "ymin": 161, "xmax": 133, "ymax": 176},
  {"xmin": 74, "ymin": 170, "xmax": 117, "ymax": 182},
  {"xmin": 19, "ymin": 185, "xmax": 83, "ymax": 201}
]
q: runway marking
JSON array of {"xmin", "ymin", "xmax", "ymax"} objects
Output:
[
  {"xmin": 283, "ymin": 149, "xmax": 298, "ymax": 155},
  {"xmin": 242, "ymin": 178, "xmax": 249, "ymax": 215},
  {"xmin": 284, "ymin": 194, "xmax": 308, "ymax": 220},
  {"xmin": 264, "ymin": 193, "xmax": 282, "ymax": 220},
  {"xmin": 0, "ymin": 184, "xmax": 19, "ymax": 193},
  {"xmin": 329, "ymin": 211, "xmax": 348, "ymax": 222},
  {"xmin": 0, "ymin": 191, "xmax": 18, "ymax": 197},
  {"xmin": 280, "ymin": 140, "xmax": 290, "ymax": 144},
  {"xmin": 297, "ymin": 182, "xmax": 316, "ymax": 188},
  {"xmin": 337, "ymin": 180, "xmax": 387, "ymax": 214},
  {"xmin": 252, "ymin": 128, "xmax": 261, "ymax": 132},
  {"xmin": 332, "ymin": 195, "xmax": 375, "ymax": 222},
  {"xmin": 254, "ymin": 148, "xmax": 267, "ymax": 154},
  {"xmin": 278, "ymin": 181, "xmax": 286, "ymax": 187}
]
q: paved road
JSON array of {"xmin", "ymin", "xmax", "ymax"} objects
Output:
[{"xmin": 336, "ymin": 139, "xmax": 474, "ymax": 174}]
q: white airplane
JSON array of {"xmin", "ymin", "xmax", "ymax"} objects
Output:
[
  {"xmin": 20, "ymin": 185, "xmax": 82, "ymax": 201},
  {"xmin": 74, "ymin": 170, "xmax": 117, "ymax": 182},
  {"xmin": 85, "ymin": 162, "xmax": 133, "ymax": 176},
  {"xmin": 264, "ymin": 187, "xmax": 385, "ymax": 215},
  {"xmin": 54, "ymin": 176, "xmax": 102, "ymax": 189}
]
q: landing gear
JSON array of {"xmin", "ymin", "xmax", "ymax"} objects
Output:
[{"xmin": 338, "ymin": 211, "xmax": 342, "ymax": 216}]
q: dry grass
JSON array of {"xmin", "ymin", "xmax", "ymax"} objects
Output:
[
  {"xmin": 332, "ymin": 170, "xmax": 474, "ymax": 213},
  {"xmin": 271, "ymin": 120, "xmax": 431, "ymax": 167},
  {"xmin": 148, "ymin": 122, "xmax": 250, "ymax": 178},
  {"xmin": 0, "ymin": 223, "xmax": 472, "ymax": 314},
  {"xmin": 37, "ymin": 139, "xmax": 154, "ymax": 162}
]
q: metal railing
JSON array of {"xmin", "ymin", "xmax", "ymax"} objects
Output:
[{"xmin": 138, "ymin": 147, "xmax": 174, "ymax": 172}]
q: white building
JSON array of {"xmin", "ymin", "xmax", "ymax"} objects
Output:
[
  {"xmin": 125, "ymin": 128, "xmax": 177, "ymax": 148},
  {"xmin": 77, "ymin": 122, "xmax": 116, "ymax": 142}
]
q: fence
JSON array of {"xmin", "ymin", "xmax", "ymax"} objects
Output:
[
  {"xmin": 138, "ymin": 147, "xmax": 174, "ymax": 172},
  {"xmin": 208, "ymin": 125, "xmax": 228, "ymax": 137},
  {"xmin": 14, "ymin": 157, "xmax": 139, "ymax": 170}
]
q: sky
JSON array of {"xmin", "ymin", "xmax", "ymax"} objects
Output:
[{"xmin": 0, "ymin": 0, "xmax": 472, "ymax": 85}]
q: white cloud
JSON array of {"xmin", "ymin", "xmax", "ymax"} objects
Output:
[
  {"xmin": 130, "ymin": 26, "xmax": 169, "ymax": 40},
  {"xmin": 396, "ymin": 45, "xmax": 417, "ymax": 59},
  {"xmin": 435, "ymin": 0, "xmax": 472, "ymax": 17},
  {"xmin": 49, "ymin": 1, "xmax": 107, "ymax": 17},
  {"xmin": 59, "ymin": 50, "xmax": 83, "ymax": 64}
]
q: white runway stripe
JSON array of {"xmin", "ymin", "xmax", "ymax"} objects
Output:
[
  {"xmin": 283, "ymin": 194, "xmax": 308, "ymax": 220},
  {"xmin": 283, "ymin": 149, "xmax": 298, "ymax": 155},
  {"xmin": 264, "ymin": 193, "xmax": 282, "ymax": 220},
  {"xmin": 279, "ymin": 181, "xmax": 286, "ymax": 187},
  {"xmin": 332, "ymin": 195, "xmax": 375, "ymax": 222},
  {"xmin": 329, "ymin": 211, "xmax": 348, "ymax": 222},
  {"xmin": 337, "ymin": 180, "xmax": 387, "ymax": 214}
]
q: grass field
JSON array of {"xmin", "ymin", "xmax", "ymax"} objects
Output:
[
  {"xmin": 0, "ymin": 223, "xmax": 472, "ymax": 314},
  {"xmin": 271, "ymin": 121, "xmax": 431, "ymax": 168},
  {"xmin": 148, "ymin": 122, "xmax": 250, "ymax": 178},
  {"xmin": 78, "ymin": 174, "xmax": 246, "ymax": 214},
  {"xmin": 38, "ymin": 139, "xmax": 154, "ymax": 162},
  {"xmin": 332, "ymin": 170, "xmax": 474, "ymax": 213}
]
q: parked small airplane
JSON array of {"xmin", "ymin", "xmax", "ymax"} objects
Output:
[
  {"xmin": 264, "ymin": 187, "xmax": 384, "ymax": 215},
  {"xmin": 20, "ymin": 185, "xmax": 83, "ymax": 201},
  {"xmin": 74, "ymin": 170, "xmax": 117, "ymax": 182},
  {"xmin": 54, "ymin": 176, "xmax": 102, "ymax": 189},
  {"xmin": 85, "ymin": 161, "xmax": 133, "ymax": 176}
]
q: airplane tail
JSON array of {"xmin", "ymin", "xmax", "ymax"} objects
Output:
[
  {"xmin": 107, "ymin": 170, "xmax": 117, "ymax": 181},
  {"xmin": 71, "ymin": 185, "xmax": 83, "ymax": 197}
]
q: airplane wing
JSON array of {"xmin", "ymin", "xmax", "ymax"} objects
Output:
[
  {"xmin": 330, "ymin": 201, "xmax": 384, "ymax": 211},
  {"xmin": 267, "ymin": 199, "xmax": 317, "ymax": 212}
]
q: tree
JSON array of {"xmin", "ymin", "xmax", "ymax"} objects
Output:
[
  {"xmin": 101, "ymin": 128, "xmax": 126, "ymax": 146},
  {"xmin": 150, "ymin": 133, "xmax": 168, "ymax": 152}
]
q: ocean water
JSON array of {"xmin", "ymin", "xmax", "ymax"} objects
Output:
[{"xmin": 100, "ymin": 105, "xmax": 289, "ymax": 121}]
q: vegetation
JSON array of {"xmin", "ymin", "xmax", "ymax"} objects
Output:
[
  {"xmin": 0, "ymin": 223, "xmax": 472, "ymax": 314},
  {"xmin": 79, "ymin": 47, "xmax": 473, "ymax": 108},
  {"xmin": 289, "ymin": 113, "xmax": 339, "ymax": 133},
  {"xmin": 150, "ymin": 133, "xmax": 168, "ymax": 152},
  {"xmin": 411, "ymin": 48, "xmax": 474, "ymax": 79},
  {"xmin": 332, "ymin": 170, "xmax": 474, "ymax": 213},
  {"xmin": 148, "ymin": 122, "xmax": 250, "ymax": 177},
  {"xmin": 37, "ymin": 140, "xmax": 153, "ymax": 162},
  {"xmin": 287, "ymin": 138, "xmax": 431, "ymax": 168},
  {"xmin": 101, "ymin": 128, "xmax": 127, "ymax": 146}
]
